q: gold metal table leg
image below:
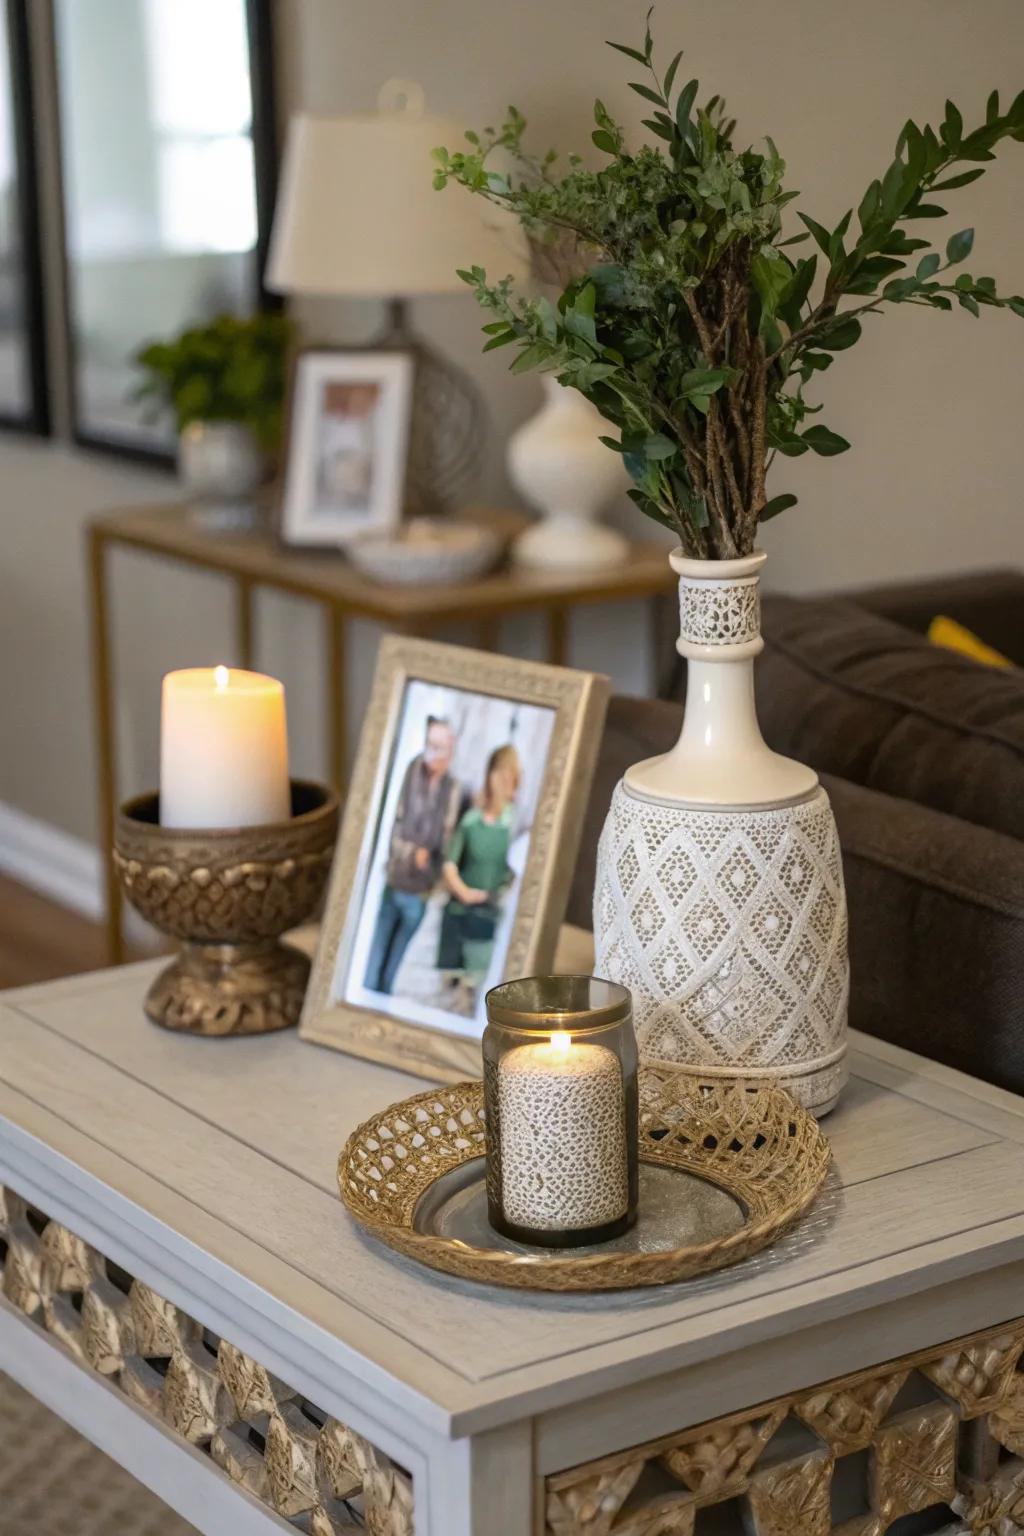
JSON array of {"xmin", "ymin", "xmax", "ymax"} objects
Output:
[
  {"xmin": 547, "ymin": 605, "xmax": 569, "ymax": 668},
  {"xmin": 88, "ymin": 527, "xmax": 123, "ymax": 965},
  {"xmin": 236, "ymin": 575, "xmax": 255, "ymax": 670},
  {"xmin": 327, "ymin": 605, "xmax": 347, "ymax": 795},
  {"xmin": 476, "ymin": 615, "xmax": 501, "ymax": 653}
]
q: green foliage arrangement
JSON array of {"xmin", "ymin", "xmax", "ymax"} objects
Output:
[
  {"xmin": 135, "ymin": 312, "xmax": 294, "ymax": 454},
  {"xmin": 435, "ymin": 16, "xmax": 1024, "ymax": 558}
]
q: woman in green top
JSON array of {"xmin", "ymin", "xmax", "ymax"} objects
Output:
[{"xmin": 438, "ymin": 744, "xmax": 521, "ymax": 982}]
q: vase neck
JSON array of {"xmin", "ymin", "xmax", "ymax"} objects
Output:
[
  {"xmin": 624, "ymin": 550, "xmax": 818, "ymax": 809},
  {"xmin": 671, "ymin": 549, "xmax": 765, "ymax": 662}
]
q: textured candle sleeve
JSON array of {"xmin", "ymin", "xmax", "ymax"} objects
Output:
[{"xmin": 496, "ymin": 1042, "xmax": 628, "ymax": 1232}]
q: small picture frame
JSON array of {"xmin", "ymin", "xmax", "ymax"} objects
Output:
[
  {"xmin": 278, "ymin": 348, "xmax": 413, "ymax": 546},
  {"xmin": 300, "ymin": 636, "xmax": 610, "ymax": 1081}
]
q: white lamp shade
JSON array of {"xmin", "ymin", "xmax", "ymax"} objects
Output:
[{"xmin": 267, "ymin": 111, "xmax": 528, "ymax": 298}]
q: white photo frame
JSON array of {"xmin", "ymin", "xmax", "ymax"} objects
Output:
[{"xmin": 278, "ymin": 348, "xmax": 413, "ymax": 546}]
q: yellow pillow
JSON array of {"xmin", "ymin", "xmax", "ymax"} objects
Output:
[{"xmin": 928, "ymin": 614, "xmax": 1013, "ymax": 669}]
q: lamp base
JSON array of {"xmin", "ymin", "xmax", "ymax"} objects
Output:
[
  {"xmin": 144, "ymin": 939, "xmax": 311, "ymax": 1037},
  {"xmin": 376, "ymin": 297, "xmax": 486, "ymax": 515}
]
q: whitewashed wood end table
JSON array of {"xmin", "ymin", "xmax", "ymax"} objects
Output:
[{"xmin": 2, "ymin": 954, "xmax": 1024, "ymax": 1536}]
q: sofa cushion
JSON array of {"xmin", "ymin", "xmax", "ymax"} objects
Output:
[
  {"xmin": 758, "ymin": 595, "xmax": 1024, "ymax": 840},
  {"xmin": 845, "ymin": 568, "xmax": 1024, "ymax": 666},
  {"xmin": 823, "ymin": 771, "xmax": 1024, "ymax": 1096}
]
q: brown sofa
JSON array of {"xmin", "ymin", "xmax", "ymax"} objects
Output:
[{"xmin": 568, "ymin": 571, "xmax": 1024, "ymax": 1096}]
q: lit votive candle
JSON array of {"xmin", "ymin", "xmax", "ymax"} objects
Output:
[
  {"xmin": 498, "ymin": 1032, "xmax": 628, "ymax": 1232},
  {"xmin": 484, "ymin": 976, "xmax": 638, "ymax": 1247},
  {"xmin": 160, "ymin": 666, "xmax": 290, "ymax": 829}
]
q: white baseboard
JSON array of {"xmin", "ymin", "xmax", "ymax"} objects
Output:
[{"xmin": 0, "ymin": 800, "xmax": 103, "ymax": 921}]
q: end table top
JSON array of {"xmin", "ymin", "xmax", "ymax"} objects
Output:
[
  {"xmin": 91, "ymin": 504, "xmax": 677, "ymax": 620},
  {"xmin": 2, "ymin": 958, "xmax": 1024, "ymax": 1440}
]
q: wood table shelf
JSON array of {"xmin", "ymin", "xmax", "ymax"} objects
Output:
[
  {"xmin": 3, "ymin": 945, "xmax": 1024, "ymax": 1533},
  {"xmin": 87, "ymin": 504, "xmax": 677, "ymax": 964}
]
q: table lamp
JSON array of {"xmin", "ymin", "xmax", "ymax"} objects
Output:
[{"xmin": 267, "ymin": 82, "xmax": 528, "ymax": 516}]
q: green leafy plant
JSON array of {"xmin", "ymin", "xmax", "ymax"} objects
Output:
[
  {"xmin": 435, "ymin": 15, "xmax": 1024, "ymax": 557},
  {"xmin": 134, "ymin": 312, "xmax": 294, "ymax": 455}
]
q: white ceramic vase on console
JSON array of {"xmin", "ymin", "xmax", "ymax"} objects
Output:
[
  {"xmin": 508, "ymin": 377, "xmax": 630, "ymax": 571},
  {"xmin": 593, "ymin": 549, "xmax": 849, "ymax": 1115}
]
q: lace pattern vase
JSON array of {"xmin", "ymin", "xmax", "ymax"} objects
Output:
[{"xmin": 593, "ymin": 550, "xmax": 850, "ymax": 1115}]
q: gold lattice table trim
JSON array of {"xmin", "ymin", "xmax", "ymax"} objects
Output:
[
  {"xmin": 545, "ymin": 1316, "xmax": 1024, "ymax": 1534},
  {"xmin": 0, "ymin": 1183, "xmax": 413, "ymax": 1534}
]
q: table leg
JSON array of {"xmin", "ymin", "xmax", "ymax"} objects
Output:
[
  {"xmin": 235, "ymin": 575, "xmax": 255, "ymax": 669},
  {"xmin": 424, "ymin": 1423, "xmax": 533, "ymax": 1536},
  {"xmin": 546, "ymin": 605, "xmax": 569, "ymax": 668},
  {"xmin": 88, "ymin": 527, "xmax": 122, "ymax": 965},
  {"xmin": 327, "ymin": 605, "xmax": 347, "ymax": 794},
  {"xmin": 476, "ymin": 615, "xmax": 501, "ymax": 653}
]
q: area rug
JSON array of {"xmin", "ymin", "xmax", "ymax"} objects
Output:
[{"xmin": 0, "ymin": 1372, "xmax": 195, "ymax": 1536}]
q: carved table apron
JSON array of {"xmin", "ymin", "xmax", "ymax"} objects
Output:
[{"xmin": 2, "ymin": 955, "xmax": 1024, "ymax": 1535}]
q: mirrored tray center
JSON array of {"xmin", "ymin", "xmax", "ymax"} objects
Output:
[{"xmin": 415, "ymin": 1159, "xmax": 746, "ymax": 1256}]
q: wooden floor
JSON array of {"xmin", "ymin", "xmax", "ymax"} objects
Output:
[{"xmin": 0, "ymin": 875, "xmax": 115, "ymax": 990}]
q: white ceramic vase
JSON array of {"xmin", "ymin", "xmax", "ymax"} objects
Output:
[
  {"xmin": 507, "ymin": 377, "xmax": 630, "ymax": 571},
  {"xmin": 593, "ymin": 549, "xmax": 849, "ymax": 1115},
  {"xmin": 179, "ymin": 421, "xmax": 265, "ymax": 531}
]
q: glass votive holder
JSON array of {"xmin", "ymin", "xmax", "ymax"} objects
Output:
[{"xmin": 483, "ymin": 975, "xmax": 639, "ymax": 1248}]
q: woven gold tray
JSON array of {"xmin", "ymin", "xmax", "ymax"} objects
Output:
[{"xmin": 338, "ymin": 1068, "xmax": 831, "ymax": 1292}]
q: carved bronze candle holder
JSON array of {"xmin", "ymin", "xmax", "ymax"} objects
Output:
[{"xmin": 114, "ymin": 781, "xmax": 339, "ymax": 1037}]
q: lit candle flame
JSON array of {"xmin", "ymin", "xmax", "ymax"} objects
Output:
[
  {"xmin": 549, "ymin": 1030, "xmax": 572, "ymax": 1056},
  {"xmin": 214, "ymin": 665, "xmax": 230, "ymax": 691}
]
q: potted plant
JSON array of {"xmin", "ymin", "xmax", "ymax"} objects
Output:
[
  {"xmin": 436, "ymin": 20, "xmax": 1024, "ymax": 1112},
  {"xmin": 135, "ymin": 312, "xmax": 293, "ymax": 525}
]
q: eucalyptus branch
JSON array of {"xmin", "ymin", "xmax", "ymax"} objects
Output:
[{"xmin": 434, "ymin": 18, "xmax": 1024, "ymax": 557}]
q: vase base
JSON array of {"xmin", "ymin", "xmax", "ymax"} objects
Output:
[{"xmin": 512, "ymin": 518, "xmax": 629, "ymax": 572}]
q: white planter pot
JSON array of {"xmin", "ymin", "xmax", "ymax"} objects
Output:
[
  {"xmin": 178, "ymin": 421, "xmax": 265, "ymax": 530},
  {"xmin": 507, "ymin": 377, "xmax": 630, "ymax": 571},
  {"xmin": 593, "ymin": 550, "xmax": 849, "ymax": 1115}
]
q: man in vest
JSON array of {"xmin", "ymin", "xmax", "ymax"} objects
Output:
[{"xmin": 363, "ymin": 715, "xmax": 462, "ymax": 994}]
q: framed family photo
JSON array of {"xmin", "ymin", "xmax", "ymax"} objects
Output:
[
  {"xmin": 300, "ymin": 637, "xmax": 610, "ymax": 1080},
  {"xmin": 278, "ymin": 348, "xmax": 413, "ymax": 546}
]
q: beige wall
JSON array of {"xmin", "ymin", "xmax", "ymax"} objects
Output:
[{"xmin": 1, "ymin": 0, "xmax": 1022, "ymax": 848}]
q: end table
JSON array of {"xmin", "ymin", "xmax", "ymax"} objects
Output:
[{"xmin": 3, "ymin": 948, "xmax": 1024, "ymax": 1534}]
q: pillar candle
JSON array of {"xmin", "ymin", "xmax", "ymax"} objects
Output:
[
  {"xmin": 496, "ymin": 1032, "xmax": 628, "ymax": 1232},
  {"xmin": 160, "ymin": 667, "xmax": 290, "ymax": 829}
]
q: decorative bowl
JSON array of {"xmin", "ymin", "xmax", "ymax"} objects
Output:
[
  {"xmin": 113, "ymin": 780, "xmax": 339, "ymax": 1037},
  {"xmin": 347, "ymin": 518, "xmax": 502, "ymax": 586}
]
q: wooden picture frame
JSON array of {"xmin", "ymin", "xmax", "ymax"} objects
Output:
[
  {"xmin": 277, "ymin": 346, "xmax": 413, "ymax": 548},
  {"xmin": 300, "ymin": 636, "xmax": 610, "ymax": 1081}
]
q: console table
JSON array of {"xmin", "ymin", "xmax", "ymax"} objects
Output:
[
  {"xmin": 3, "ymin": 957, "xmax": 1024, "ymax": 1535},
  {"xmin": 87, "ymin": 505, "xmax": 676, "ymax": 965}
]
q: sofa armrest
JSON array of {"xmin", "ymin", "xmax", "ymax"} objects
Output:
[{"xmin": 822, "ymin": 771, "xmax": 1024, "ymax": 1096}]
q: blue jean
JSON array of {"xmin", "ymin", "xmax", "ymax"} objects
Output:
[{"xmin": 363, "ymin": 886, "xmax": 427, "ymax": 994}]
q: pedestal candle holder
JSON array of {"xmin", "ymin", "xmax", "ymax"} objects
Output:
[
  {"xmin": 114, "ymin": 780, "xmax": 339, "ymax": 1037},
  {"xmin": 483, "ymin": 976, "xmax": 639, "ymax": 1249}
]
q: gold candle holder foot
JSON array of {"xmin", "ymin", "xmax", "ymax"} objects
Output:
[
  {"xmin": 144, "ymin": 939, "xmax": 313, "ymax": 1036},
  {"xmin": 114, "ymin": 781, "xmax": 339, "ymax": 1038}
]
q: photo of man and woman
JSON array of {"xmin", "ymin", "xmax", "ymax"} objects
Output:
[
  {"xmin": 337, "ymin": 680, "xmax": 556, "ymax": 1038},
  {"xmin": 314, "ymin": 380, "xmax": 381, "ymax": 518}
]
